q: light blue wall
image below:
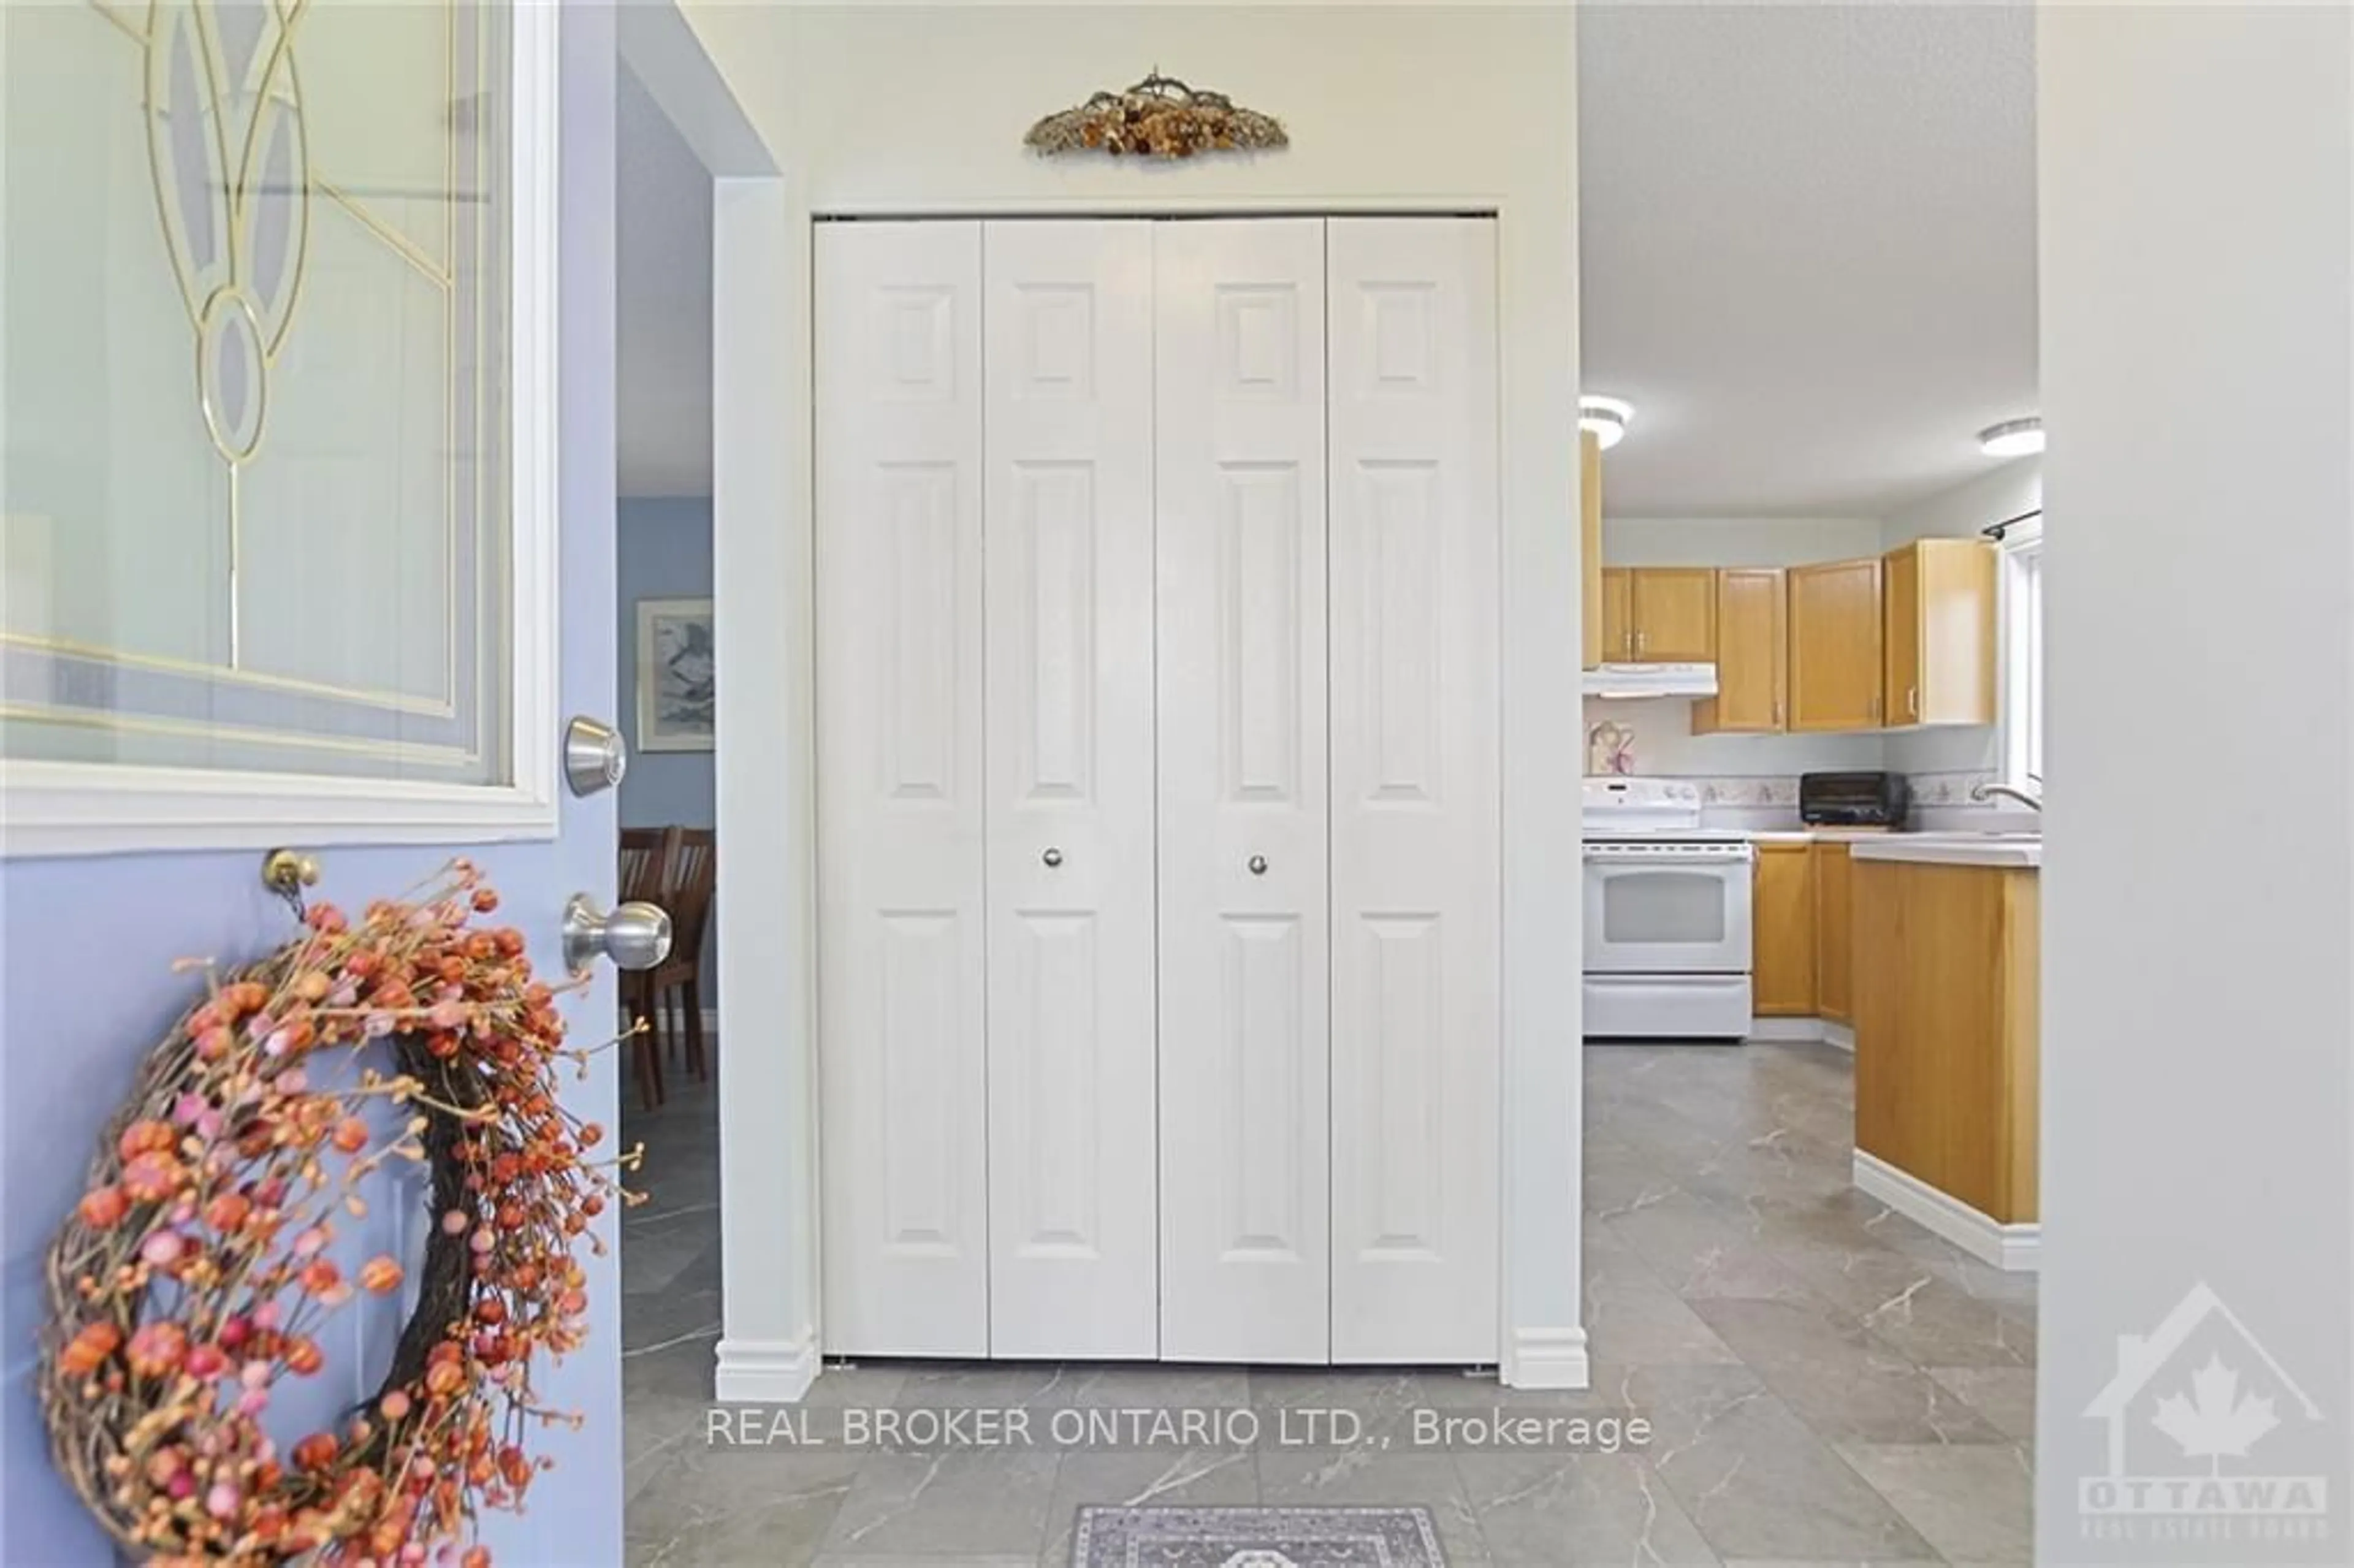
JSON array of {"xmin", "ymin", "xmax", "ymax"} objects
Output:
[
  {"xmin": 0, "ymin": 7, "xmax": 622, "ymax": 1562},
  {"xmin": 617, "ymin": 497, "xmax": 716, "ymax": 836},
  {"xmin": 617, "ymin": 497, "xmax": 718, "ymax": 999}
]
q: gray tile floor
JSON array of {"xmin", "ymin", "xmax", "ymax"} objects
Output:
[{"xmin": 623, "ymin": 1040, "xmax": 2037, "ymax": 1566}]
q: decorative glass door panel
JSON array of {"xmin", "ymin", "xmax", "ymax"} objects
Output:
[{"xmin": 2, "ymin": 0, "xmax": 517, "ymax": 791}]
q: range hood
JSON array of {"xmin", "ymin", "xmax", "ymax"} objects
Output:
[{"xmin": 1583, "ymin": 662, "xmax": 1719, "ymax": 700}]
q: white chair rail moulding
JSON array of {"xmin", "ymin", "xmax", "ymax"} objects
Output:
[{"xmin": 0, "ymin": 2, "xmax": 562, "ymax": 857}]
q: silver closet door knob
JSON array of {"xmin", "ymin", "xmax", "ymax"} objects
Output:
[
  {"xmin": 563, "ymin": 894, "xmax": 673, "ymax": 973},
  {"xmin": 1042, "ymin": 847, "xmax": 1064, "ymax": 868},
  {"xmin": 1248, "ymin": 854, "xmax": 1269, "ymax": 876}
]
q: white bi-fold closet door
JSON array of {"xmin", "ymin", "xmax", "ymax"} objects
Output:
[{"xmin": 816, "ymin": 216, "xmax": 1499, "ymax": 1367}]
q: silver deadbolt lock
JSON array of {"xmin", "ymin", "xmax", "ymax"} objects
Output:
[
  {"xmin": 564, "ymin": 715, "xmax": 628, "ymax": 797},
  {"xmin": 563, "ymin": 894, "xmax": 672, "ymax": 973}
]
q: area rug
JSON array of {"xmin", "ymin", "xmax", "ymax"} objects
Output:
[{"xmin": 1070, "ymin": 1504, "xmax": 1446, "ymax": 1567}]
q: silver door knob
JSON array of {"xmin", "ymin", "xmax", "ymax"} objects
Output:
[
  {"xmin": 563, "ymin": 715, "xmax": 628, "ymax": 796},
  {"xmin": 1247, "ymin": 854, "xmax": 1268, "ymax": 876},
  {"xmin": 1042, "ymin": 847, "xmax": 1064, "ymax": 868},
  {"xmin": 562, "ymin": 893, "xmax": 672, "ymax": 973}
]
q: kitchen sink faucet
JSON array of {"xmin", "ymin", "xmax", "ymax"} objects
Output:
[{"xmin": 1971, "ymin": 777, "xmax": 2044, "ymax": 812}]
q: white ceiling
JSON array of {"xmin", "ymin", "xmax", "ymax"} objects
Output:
[
  {"xmin": 1580, "ymin": 3, "xmax": 2038, "ymax": 517},
  {"xmin": 617, "ymin": 65, "xmax": 713, "ymax": 500},
  {"xmin": 612, "ymin": 9, "xmax": 2039, "ymax": 517}
]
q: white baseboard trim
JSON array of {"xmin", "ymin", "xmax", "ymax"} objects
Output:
[
  {"xmin": 1745, "ymin": 1016, "xmax": 1853, "ymax": 1052},
  {"xmin": 715, "ymin": 1333, "xmax": 819, "ymax": 1402},
  {"xmin": 1501, "ymin": 1326, "xmax": 1590, "ymax": 1390},
  {"xmin": 1853, "ymin": 1150, "xmax": 2038, "ymax": 1273}
]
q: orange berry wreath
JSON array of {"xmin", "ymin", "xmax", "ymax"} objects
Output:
[{"xmin": 37, "ymin": 861, "xmax": 640, "ymax": 1566}]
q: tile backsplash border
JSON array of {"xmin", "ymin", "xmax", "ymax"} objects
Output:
[{"xmin": 1586, "ymin": 769, "xmax": 2003, "ymax": 812}]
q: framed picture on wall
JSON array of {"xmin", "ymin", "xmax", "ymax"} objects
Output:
[{"xmin": 636, "ymin": 598, "xmax": 715, "ymax": 752}]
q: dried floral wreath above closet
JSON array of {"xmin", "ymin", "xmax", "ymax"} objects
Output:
[{"xmin": 1025, "ymin": 71, "xmax": 1288, "ymax": 159}]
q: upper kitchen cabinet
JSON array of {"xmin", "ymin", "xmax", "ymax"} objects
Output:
[
  {"xmin": 1582, "ymin": 432, "xmax": 1604, "ymax": 670},
  {"xmin": 1599, "ymin": 568, "xmax": 1632, "ymax": 662},
  {"xmin": 1882, "ymin": 538, "xmax": 1997, "ymax": 727},
  {"xmin": 1598, "ymin": 566, "xmax": 1713, "ymax": 664},
  {"xmin": 1625, "ymin": 568, "xmax": 1718, "ymax": 661},
  {"xmin": 1788, "ymin": 557, "xmax": 1884, "ymax": 730},
  {"xmin": 1692, "ymin": 567, "xmax": 1786, "ymax": 733}
]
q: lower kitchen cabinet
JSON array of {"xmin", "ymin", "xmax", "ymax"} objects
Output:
[
  {"xmin": 1853, "ymin": 859, "xmax": 2040, "ymax": 1225},
  {"xmin": 1813, "ymin": 841, "xmax": 1854, "ymax": 1023},
  {"xmin": 1750, "ymin": 842, "xmax": 1816, "ymax": 1014}
]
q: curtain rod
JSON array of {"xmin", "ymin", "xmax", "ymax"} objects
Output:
[{"xmin": 1982, "ymin": 508, "xmax": 2043, "ymax": 541}]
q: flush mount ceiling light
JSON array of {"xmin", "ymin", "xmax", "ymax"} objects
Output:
[
  {"xmin": 1978, "ymin": 416, "xmax": 2044, "ymax": 458},
  {"xmin": 1582, "ymin": 395, "xmax": 1635, "ymax": 451}
]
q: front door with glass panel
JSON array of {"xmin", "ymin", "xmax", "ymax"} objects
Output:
[{"xmin": 1, "ymin": 6, "xmax": 622, "ymax": 1561}]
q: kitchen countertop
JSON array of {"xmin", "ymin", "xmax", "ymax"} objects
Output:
[
  {"xmin": 1740, "ymin": 828, "xmax": 1908, "ymax": 843},
  {"xmin": 1849, "ymin": 834, "xmax": 2042, "ymax": 869}
]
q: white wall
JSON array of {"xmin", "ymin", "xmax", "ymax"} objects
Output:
[
  {"xmin": 2037, "ymin": 10, "xmax": 2351, "ymax": 1562},
  {"xmin": 1604, "ymin": 515, "xmax": 1884, "ymax": 568},
  {"xmin": 681, "ymin": 4, "xmax": 1590, "ymax": 1387},
  {"xmin": 1596, "ymin": 516, "xmax": 1886, "ymax": 778},
  {"xmin": 1880, "ymin": 456, "xmax": 2040, "ymax": 552},
  {"xmin": 1581, "ymin": 695, "xmax": 1884, "ymax": 780},
  {"xmin": 1880, "ymin": 457, "xmax": 2041, "ymax": 778}
]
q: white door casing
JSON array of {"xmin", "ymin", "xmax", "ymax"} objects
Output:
[
  {"xmin": 1325, "ymin": 218, "xmax": 1501, "ymax": 1361},
  {"xmin": 1152, "ymin": 219, "xmax": 1333, "ymax": 1363},
  {"xmin": 814, "ymin": 220, "xmax": 989, "ymax": 1355},
  {"xmin": 981, "ymin": 220, "xmax": 1160, "ymax": 1357}
]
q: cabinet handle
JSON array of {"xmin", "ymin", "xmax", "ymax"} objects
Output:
[
  {"xmin": 1773, "ymin": 699, "xmax": 1783, "ymax": 728},
  {"xmin": 1634, "ymin": 629, "xmax": 1647, "ymax": 657},
  {"xmin": 1042, "ymin": 847, "xmax": 1064, "ymax": 869},
  {"xmin": 1870, "ymin": 693, "xmax": 1881, "ymax": 724},
  {"xmin": 1908, "ymin": 684, "xmax": 1918, "ymax": 718},
  {"xmin": 1247, "ymin": 854, "xmax": 1269, "ymax": 876}
]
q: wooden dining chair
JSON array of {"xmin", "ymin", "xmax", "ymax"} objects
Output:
[
  {"xmin": 649, "ymin": 828, "xmax": 717, "ymax": 1083},
  {"xmin": 618, "ymin": 826, "xmax": 674, "ymax": 1111}
]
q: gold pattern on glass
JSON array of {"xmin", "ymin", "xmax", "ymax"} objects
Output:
[
  {"xmin": 34, "ymin": 0, "xmax": 487, "ymax": 749},
  {"xmin": 0, "ymin": 702, "xmax": 480, "ymax": 766},
  {"xmin": 143, "ymin": 0, "xmax": 311, "ymax": 466}
]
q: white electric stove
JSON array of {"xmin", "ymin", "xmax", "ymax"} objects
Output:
[{"xmin": 1583, "ymin": 778, "xmax": 1754, "ymax": 1040}]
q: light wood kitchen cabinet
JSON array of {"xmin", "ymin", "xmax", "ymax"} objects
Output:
[
  {"xmin": 1600, "ymin": 568, "xmax": 1632, "ymax": 663},
  {"xmin": 1751, "ymin": 841, "xmax": 1817, "ymax": 1015},
  {"xmin": 1598, "ymin": 567, "xmax": 1713, "ymax": 663},
  {"xmin": 1628, "ymin": 568, "xmax": 1717, "ymax": 661},
  {"xmin": 1813, "ymin": 840, "xmax": 1854, "ymax": 1023},
  {"xmin": 1882, "ymin": 538, "xmax": 1997, "ymax": 727},
  {"xmin": 1788, "ymin": 557, "xmax": 1883, "ymax": 731},
  {"xmin": 1692, "ymin": 568, "xmax": 1786, "ymax": 733},
  {"xmin": 1853, "ymin": 859, "xmax": 2040, "ymax": 1225},
  {"xmin": 1582, "ymin": 431, "xmax": 1604, "ymax": 670}
]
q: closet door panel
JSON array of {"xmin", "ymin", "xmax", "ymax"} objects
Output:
[
  {"xmin": 983, "ymin": 221, "xmax": 1159, "ymax": 1357},
  {"xmin": 815, "ymin": 221, "xmax": 989, "ymax": 1356},
  {"xmin": 1327, "ymin": 218, "xmax": 1501, "ymax": 1361},
  {"xmin": 1154, "ymin": 219, "xmax": 1331, "ymax": 1364}
]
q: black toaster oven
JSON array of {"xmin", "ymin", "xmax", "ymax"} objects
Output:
[{"xmin": 1799, "ymin": 771, "xmax": 1910, "ymax": 828}]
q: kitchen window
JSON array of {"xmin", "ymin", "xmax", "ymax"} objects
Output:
[{"xmin": 1998, "ymin": 514, "xmax": 2045, "ymax": 789}]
